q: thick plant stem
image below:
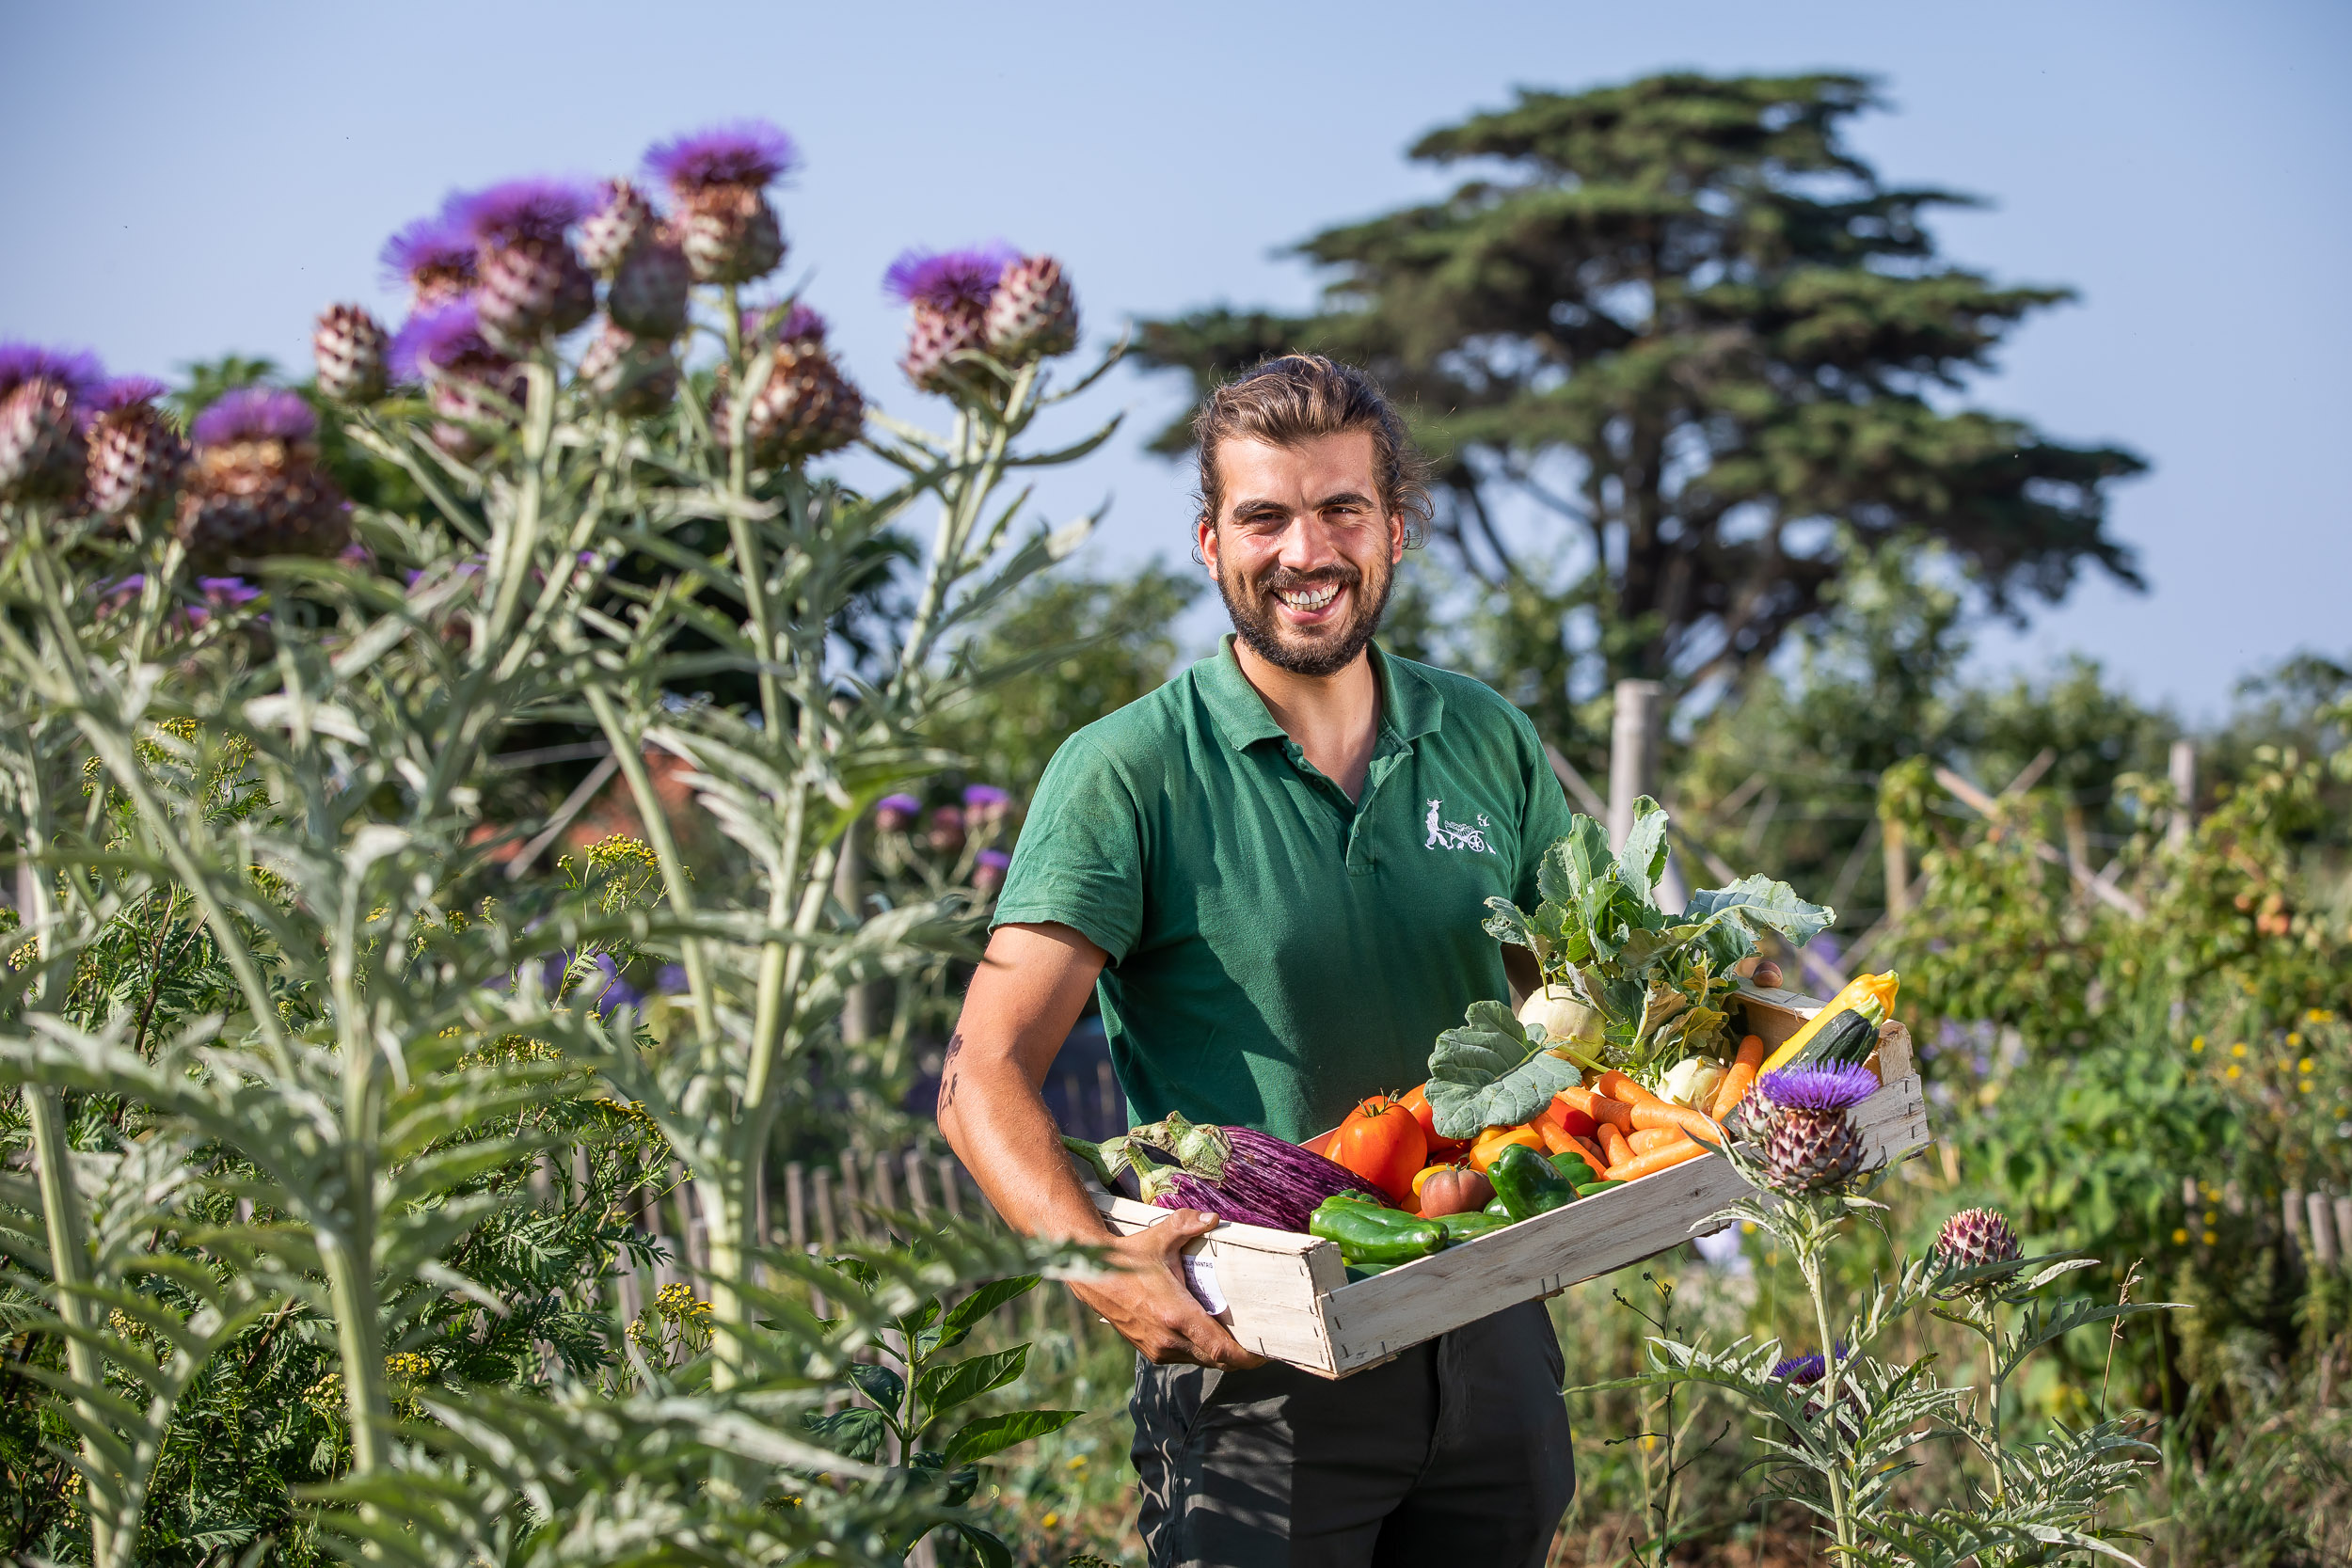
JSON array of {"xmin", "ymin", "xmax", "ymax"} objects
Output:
[
  {"xmin": 1984, "ymin": 1329, "xmax": 2007, "ymax": 1504},
  {"xmin": 322, "ymin": 1234, "xmax": 388, "ymax": 1475},
  {"xmin": 27, "ymin": 1085, "xmax": 113, "ymax": 1567},
  {"xmin": 1801, "ymin": 1232, "xmax": 1856, "ymax": 1556}
]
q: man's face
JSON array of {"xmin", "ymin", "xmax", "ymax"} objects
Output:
[{"xmin": 1198, "ymin": 431, "xmax": 1405, "ymax": 679}]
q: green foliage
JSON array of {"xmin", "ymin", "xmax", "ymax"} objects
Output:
[
  {"xmin": 1481, "ymin": 798, "xmax": 1830, "ymax": 1073},
  {"xmin": 1137, "ymin": 71, "xmax": 2146, "ymax": 700},
  {"xmin": 927, "ymin": 560, "xmax": 1203, "ymax": 802}
]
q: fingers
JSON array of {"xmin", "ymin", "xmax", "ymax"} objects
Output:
[{"xmin": 1140, "ymin": 1208, "xmax": 1220, "ymax": 1255}]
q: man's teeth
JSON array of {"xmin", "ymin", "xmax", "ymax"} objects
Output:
[{"xmin": 1278, "ymin": 584, "xmax": 1339, "ymax": 610}]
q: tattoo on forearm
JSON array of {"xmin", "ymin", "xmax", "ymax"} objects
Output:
[{"xmin": 937, "ymin": 1030, "xmax": 964, "ymax": 1111}]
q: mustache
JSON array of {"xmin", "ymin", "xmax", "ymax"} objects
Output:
[{"xmin": 1250, "ymin": 563, "xmax": 1361, "ymax": 595}]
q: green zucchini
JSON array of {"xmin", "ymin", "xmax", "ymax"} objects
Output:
[
  {"xmin": 1575, "ymin": 1180, "xmax": 1628, "ymax": 1196},
  {"xmin": 1792, "ymin": 995, "xmax": 1885, "ymax": 1068}
]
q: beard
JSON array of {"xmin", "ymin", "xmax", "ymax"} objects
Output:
[{"xmin": 1216, "ymin": 549, "xmax": 1395, "ymax": 678}]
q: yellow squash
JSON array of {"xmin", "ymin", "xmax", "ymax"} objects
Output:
[{"xmin": 1761, "ymin": 970, "xmax": 1899, "ymax": 1073}]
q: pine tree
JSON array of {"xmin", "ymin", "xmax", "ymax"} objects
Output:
[{"xmin": 1137, "ymin": 71, "xmax": 2146, "ymax": 694}]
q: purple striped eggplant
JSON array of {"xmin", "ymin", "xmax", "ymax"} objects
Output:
[{"xmin": 1091, "ymin": 1112, "xmax": 1388, "ymax": 1233}]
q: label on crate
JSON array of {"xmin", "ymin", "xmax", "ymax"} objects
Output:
[{"xmin": 1181, "ymin": 1251, "xmax": 1228, "ymax": 1315}]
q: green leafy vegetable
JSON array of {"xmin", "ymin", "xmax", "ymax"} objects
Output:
[
  {"xmin": 1425, "ymin": 1000, "xmax": 1585, "ymax": 1140},
  {"xmin": 1478, "ymin": 798, "xmax": 1834, "ymax": 1075}
]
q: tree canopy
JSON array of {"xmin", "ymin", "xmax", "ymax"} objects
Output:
[{"xmin": 1137, "ymin": 71, "xmax": 2147, "ymax": 697}]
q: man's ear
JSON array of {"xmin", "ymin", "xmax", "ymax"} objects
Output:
[
  {"xmin": 1197, "ymin": 514, "xmax": 1221, "ymax": 574},
  {"xmin": 1388, "ymin": 510, "xmax": 1406, "ymax": 565}
]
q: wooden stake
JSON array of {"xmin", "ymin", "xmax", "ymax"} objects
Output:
[
  {"xmin": 837, "ymin": 1153, "xmax": 866, "ymax": 1242},
  {"xmin": 2168, "ymin": 738, "xmax": 2197, "ymax": 851},
  {"xmin": 1883, "ymin": 816, "xmax": 1911, "ymax": 921},
  {"xmin": 936, "ymin": 1157, "xmax": 965, "ymax": 1221},
  {"xmin": 1606, "ymin": 679, "xmax": 1663, "ymax": 853},
  {"xmin": 903, "ymin": 1149, "xmax": 931, "ymax": 1224},
  {"xmin": 786, "ymin": 1162, "xmax": 807, "ymax": 1252},
  {"xmin": 2309, "ymin": 1191, "xmax": 2340, "ymax": 1270}
]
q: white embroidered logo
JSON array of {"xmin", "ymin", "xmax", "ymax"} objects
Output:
[{"xmin": 1423, "ymin": 799, "xmax": 1494, "ymax": 854}]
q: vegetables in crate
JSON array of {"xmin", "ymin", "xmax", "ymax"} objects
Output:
[
  {"xmin": 1478, "ymin": 799, "xmax": 1834, "ymax": 1077},
  {"xmin": 1328, "ymin": 1093, "xmax": 1429, "ymax": 1202},
  {"xmin": 1761, "ymin": 970, "xmax": 1899, "ymax": 1071},
  {"xmin": 1310, "ymin": 1196, "xmax": 1446, "ymax": 1265},
  {"xmin": 1486, "ymin": 1141, "xmax": 1575, "ymax": 1219},
  {"xmin": 1084, "ymin": 1112, "xmax": 1386, "ymax": 1232},
  {"xmin": 1412, "ymin": 1164, "xmax": 1492, "ymax": 1217}
]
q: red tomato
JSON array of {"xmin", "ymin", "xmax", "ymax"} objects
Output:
[
  {"xmin": 1400, "ymin": 1083, "xmax": 1473, "ymax": 1159},
  {"xmin": 1330, "ymin": 1094, "xmax": 1429, "ymax": 1203}
]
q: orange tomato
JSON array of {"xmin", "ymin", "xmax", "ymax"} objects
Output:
[
  {"xmin": 1329, "ymin": 1094, "xmax": 1429, "ymax": 1203},
  {"xmin": 1399, "ymin": 1083, "xmax": 1473, "ymax": 1159},
  {"xmin": 1467, "ymin": 1124, "xmax": 1545, "ymax": 1175}
]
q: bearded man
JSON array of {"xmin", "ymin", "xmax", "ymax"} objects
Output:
[{"xmin": 937, "ymin": 355, "xmax": 1576, "ymax": 1565}]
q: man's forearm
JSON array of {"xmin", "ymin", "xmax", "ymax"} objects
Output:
[{"xmin": 937, "ymin": 1032, "xmax": 1115, "ymax": 1243}]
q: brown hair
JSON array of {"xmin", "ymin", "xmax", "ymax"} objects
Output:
[{"xmin": 1191, "ymin": 354, "xmax": 1431, "ymax": 547}]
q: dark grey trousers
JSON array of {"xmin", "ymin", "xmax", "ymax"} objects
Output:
[{"xmin": 1128, "ymin": 1301, "xmax": 1574, "ymax": 1567}]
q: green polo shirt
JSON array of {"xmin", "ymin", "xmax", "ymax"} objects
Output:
[{"xmin": 992, "ymin": 636, "xmax": 1572, "ymax": 1145}]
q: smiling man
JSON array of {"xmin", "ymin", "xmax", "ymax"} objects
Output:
[{"xmin": 936, "ymin": 356, "xmax": 1576, "ymax": 1565}]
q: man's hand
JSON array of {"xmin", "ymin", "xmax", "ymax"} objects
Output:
[{"xmin": 1072, "ymin": 1209, "xmax": 1266, "ymax": 1370}]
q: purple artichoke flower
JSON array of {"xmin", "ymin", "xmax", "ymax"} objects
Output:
[
  {"xmin": 380, "ymin": 217, "xmax": 478, "ymax": 304},
  {"xmin": 0, "ymin": 342, "xmax": 104, "ymax": 404},
  {"xmin": 1756, "ymin": 1064, "xmax": 1879, "ymax": 1114},
  {"xmin": 961, "ymin": 784, "xmax": 1009, "ymax": 811},
  {"xmin": 972, "ymin": 847, "xmax": 1011, "ymax": 895},
  {"xmin": 91, "ymin": 376, "xmax": 168, "ymax": 413},
  {"xmin": 742, "ymin": 301, "xmax": 826, "ymax": 345},
  {"xmin": 655, "ymin": 963, "xmax": 690, "ymax": 994},
  {"xmin": 197, "ymin": 577, "xmax": 262, "ymax": 605},
  {"xmin": 1771, "ymin": 1352, "xmax": 1827, "ymax": 1386},
  {"xmin": 449, "ymin": 179, "xmax": 595, "ymax": 245},
  {"xmin": 388, "ymin": 302, "xmax": 499, "ymax": 382},
  {"xmin": 874, "ymin": 793, "xmax": 922, "ymax": 833},
  {"xmin": 191, "ymin": 388, "xmax": 317, "ymax": 448},
  {"xmin": 644, "ymin": 120, "xmax": 799, "ymax": 192},
  {"xmin": 928, "ymin": 805, "xmax": 966, "ymax": 855},
  {"xmin": 882, "ymin": 244, "xmax": 1019, "ymax": 311}
]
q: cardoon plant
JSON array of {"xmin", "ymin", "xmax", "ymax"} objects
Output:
[
  {"xmin": 1583, "ymin": 1065, "xmax": 2173, "ymax": 1566},
  {"xmin": 0, "ymin": 115, "xmax": 1116, "ymax": 1564}
]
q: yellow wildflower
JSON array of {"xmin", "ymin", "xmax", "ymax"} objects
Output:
[
  {"xmin": 2230, "ymin": 1041, "xmax": 2248, "ymax": 1058},
  {"xmin": 2226, "ymin": 1064, "xmax": 2242, "ymax": 1080},
  {"xmin": 2299, "ymin": 1057, "xmax": 2315, "ymax": 1073},
  {"xmin": 2171, "ymin": 1228, "xmax": 2188, "ymax": 1245},
  {"xmin": 2190, "ymin": 1036, "xmax": 2205, "ymax": 1053}
]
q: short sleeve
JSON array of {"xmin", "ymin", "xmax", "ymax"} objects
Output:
[
  {"xmin": 1511, "ymin": 711, "xmax": 1574, "ymax": 911},
  {"xmin": 991, "ymin": 733, "xmax": 1148, "ymax": 962}
]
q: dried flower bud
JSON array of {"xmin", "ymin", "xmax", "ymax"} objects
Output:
[
  {"xmin": 314, "ymin": 305, "xmax": 390, "ymax": 404},
  {"xmin": 984, "ymin": 254, "xmax": 1079, "ymax": 361}
]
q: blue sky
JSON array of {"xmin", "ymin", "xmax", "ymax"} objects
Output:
[{"xmin": 4, "ymin": 0, "xmax": 2344, "ymax": 718}]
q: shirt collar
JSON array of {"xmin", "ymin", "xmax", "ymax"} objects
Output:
[{"xmin": 1197, "ymin": 636, "xmax": 1445, "ymax": 752}]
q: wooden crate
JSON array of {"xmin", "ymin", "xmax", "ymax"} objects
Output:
[{"xmin": 1082, "ymin": 986, "xmax": 1932, "ymax": 1378}]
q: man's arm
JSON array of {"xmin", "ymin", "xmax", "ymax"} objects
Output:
[{"xmin": 936, "ymin": 920, "xmax": 1263, "ymax": 1370}]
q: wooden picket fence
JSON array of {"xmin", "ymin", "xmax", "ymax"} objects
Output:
[{"xmin": 591, "ymin": 1056, "xmax": 1129, "ymax": 1343}]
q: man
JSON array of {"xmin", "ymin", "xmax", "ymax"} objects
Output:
[{"xmin": 937, "ymin": 356, "xmax": 1576, "ymax": 1565}]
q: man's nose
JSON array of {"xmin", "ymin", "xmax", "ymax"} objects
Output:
[{"xmin": 1276, "ymin": 515, "xmax": 1341, "ymax": 573}]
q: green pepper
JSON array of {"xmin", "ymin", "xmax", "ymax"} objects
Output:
[
  {"xmin": 1488, "ymin": 1141, "xmax": 1576, "ymax": 1220},
  {"xmin": 1575, "ymin": 1180, "xmax": 1627, "ymax": 1196},
  {"xmin": 1552, "ymin": 1148, "xmax": 1608, "ymax": 1186},
  {"xmin": 1484, "ymin": 1196, "xmax": 1513, "ymax": 1219},
  {"xmin": 1309, "ymin": 1197, "xmax": 1447, "ymax": 1265},
  {"xmin": 1434, "ymin": 1210, "xmax": 1513, "ymax": 1244}
]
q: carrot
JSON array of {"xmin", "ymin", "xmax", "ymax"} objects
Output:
[
  {"xmin": 1597, "ymin": 1069, "xmax": 1669, "ymax": 1111},
  {"xmin": 1534, "ymin": 1117, "xmax": 1582, "ymax": 1159},
  {"xmin": 1553, "ymin": 1085, "xmax": 1637, "ymax": 1133},
  {"xmin": 1605, "ymin": 1135, "xmax": 1708, "ymax": 1181},
  {"xmin": 1627, "ymin": 1126, "xmax": 1683, "ymax": 1154},
  {"xmin": 1630, "ymin": 1101, "xmax": 1726, "ymax": 1148},
  {"xmin": 1569, "ymin": 1132, "xmax": 1610, "ymax": 1173},
  {"xmin": 1597, "ymin": 1120, "xmax": 1635, "ymax": 1168},
  {"xmin": 1709, "ymin": 1035, "xmax": 1766, "ymax": 1121}
]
